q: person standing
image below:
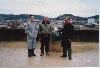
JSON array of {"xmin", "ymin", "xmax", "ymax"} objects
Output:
[
  {"xmin": 61, "ymin": 18, "xmax": 74, "ymax": 60},
  {"xmin": 39, "ymin": 16, "xmax": 53, "ymax": 56},
  {"xmin": 26, "ymin": 15, "xmax": 38, "ymax": 57}
]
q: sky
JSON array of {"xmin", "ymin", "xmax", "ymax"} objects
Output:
[{"xmin": 0, "ymin": 0, "xmax": 99, "ymax": 18}]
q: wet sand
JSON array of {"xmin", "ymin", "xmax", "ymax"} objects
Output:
[{"xmin": 0, "ymin": 41, "xmax": 99, "ymax": 68}]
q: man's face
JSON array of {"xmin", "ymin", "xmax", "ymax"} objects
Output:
[
  {"xmin": 67, "ymin": 19, "xmax": 70, "ymax": 23},
  {"xmin": 64, "ymin": 19, "xmax": 70, "ymax": 24},
  {"xmin": 44, "ymin": 17, "xmax": 48, "ymax": 22},
  {"xmin": 30, "ymin": 16, "xmax": 34, "ymax": 21}
]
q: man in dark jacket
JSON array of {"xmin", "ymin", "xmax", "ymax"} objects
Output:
[{"xmin": 61, "ymin": 18, "xmax": 74, "ymax": 60}]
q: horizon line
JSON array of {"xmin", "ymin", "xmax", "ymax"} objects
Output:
[{"xmin": 0, "ymin": 13, "xmax": 99, "ymax": 18}]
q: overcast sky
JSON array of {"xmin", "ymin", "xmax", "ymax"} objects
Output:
[{"xmin": 0, "ymin": 0, "xmax": 99, "ymax": 18}]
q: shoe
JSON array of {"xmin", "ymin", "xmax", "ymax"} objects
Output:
[
  {"xmin": 31, "ymin": 53, "xmax": 36, "ymax": 56},
  {"xmin": 69, "ymin": 57, "xmax": 72, "ymax": 60},
  {"xmin": 31, "ymin": 49, "xmax": 36, "ymax": 56},
  {"xmin": 46, "ymin": 53, "xmax": 50, "ymax": 56},
  {"xmin": 28, "ymin": 54, "xmax": 32, "ymax": 57},
  {"xmin": 28, "ymin": 49, "xmax": 32, "ymax": 57},
  {"xmin": 61, "ymin": 55, "xmax": 67, "ymax": 57},
  {"xmin": 40, "ymin": 53, "xmax": 44, "ymax": 56}
]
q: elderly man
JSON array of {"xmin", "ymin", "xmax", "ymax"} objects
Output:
[
  {"xmin": 39, "ymin": 16, "xmax": 53, "ymax": 56},
  {"xmin": 26, "ymin": 15, "xmax": 39, "ymax": 57}
]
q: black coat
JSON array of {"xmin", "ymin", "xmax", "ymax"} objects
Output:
[
  {"xmin": 61, "ymin": 23, "xmax": 74, "ymax": 47},
  {"xmin": 61, "ymin": 23, "xmax": 74, "ymax": 40}
]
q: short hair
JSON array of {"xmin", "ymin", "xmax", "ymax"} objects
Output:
[
  {"xmin": 29, "ymin": 15, "xmax": 34, "ymax": 18},
  {"xmin": 44, "ymin": 16, "xmax": 48, "ymax": 19}
]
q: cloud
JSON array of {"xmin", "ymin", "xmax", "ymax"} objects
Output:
[{"xmin": 0, "ymin": 0, "xmax": 99, "ymax": 17}]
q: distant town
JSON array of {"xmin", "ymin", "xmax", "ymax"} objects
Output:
[{"xmin": 0, "ymin": 14, "xmax": 99, "ymax": 31}]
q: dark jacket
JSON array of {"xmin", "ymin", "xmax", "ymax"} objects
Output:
[
  {"xmin": 61, "ymin": 23, "xmax": 74, "ymax": 47},
  {"xmin": 39, "ymin": 20, "xmax": 53, "ymax": 38},
  {"xmin": 61, "ymin": 23, "xmax": 74, "ymax": 40}
]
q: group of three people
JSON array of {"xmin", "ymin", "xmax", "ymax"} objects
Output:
[{"xmin": 26, "ymin": 15, "xmax": 74, "ymax": 60}]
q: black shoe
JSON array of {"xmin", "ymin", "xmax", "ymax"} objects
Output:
[
  {"xmin": 31, "ymin": 49, "xmax": 36, "ymax": 56},
  {"xmin": 40, "ymin": 53, "xmax": 44, "ymax": 56},
  {"xmin": 69, "ymin": 57, "xmax": 72, "ymax": 60},
  {"xmin": 28, "ymin": 54, "xmax": 32, "ymax": 57},
  {"xmin": 31, "ymin": 53, "xmax": 36, "ymax": 56},
  {"xmin": 61, "ymin": 55, "xmax": 67, "ymax": 57},
  {"xmin": 46, "ymin": 52, "xmax": 50, "ymax": 56},
  {"xmin": 28, "ymin": 49, "xmax": 32, "ymax": 57}
]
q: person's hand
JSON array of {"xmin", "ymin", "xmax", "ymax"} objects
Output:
[
  {"xmin": 39, "ymin": 38, "xmax": 41, "ymax": 41},
  {"xmin": 68, "ymin": 39, "xmax": 71, "ymax": 42}
]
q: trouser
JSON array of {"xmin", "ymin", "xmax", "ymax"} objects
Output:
[
  {"xmin": 27, "ymin": 38, "xmax": 36, "ymax": 49},
  {"xmin": 62, "ymin": 39, "xmax": 72, "ymax": 58},
  {"xmin": 40, "ymin": 34, "xmax": 50, "ymax": 53},
  {"xmin": 63, "ymin": 47, "xmax": 72, "ymax": 58},
  {"xmin": 27, "ymin": 38, "xmax": 36, "ymax": 56}
]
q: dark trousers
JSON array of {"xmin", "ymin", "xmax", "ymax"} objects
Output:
[
  {"xmin": 61, "ymin": 39, "xmax": 72, "ymax": 58},
  {"xmin": 40, "ymin": 34, "xmax": 50, "ymax": 53},
  {"xmin": 63, "ymin": 47, "xmax": 72, "ymax": 58}
]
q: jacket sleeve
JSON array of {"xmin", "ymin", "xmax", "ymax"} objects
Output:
[
  {"xmin": 50, "ymin": 25, "xmax": 54, "ymax": 33},
  {"xmin": 34, "ymin": 24, "xmax": 39, "ymax": 38},
  {"xmin": 25, "ymin": 23, "xmax": 33, "ymax": 38},
  {"xmin": 69, "ymin": 25, "xmax": 74, "ymax": 39},
  {"xmin": 35, "ymin": 24, "xmax": 39, "ymax": 34},
  {"xmin": 38, "ymin": 24, "xmax": 42, "ymax": 34}
]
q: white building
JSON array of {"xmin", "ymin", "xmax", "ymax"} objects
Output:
[{"xmin": 87, "ymin": 18, "xmax": 96, "ymax": 25}]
